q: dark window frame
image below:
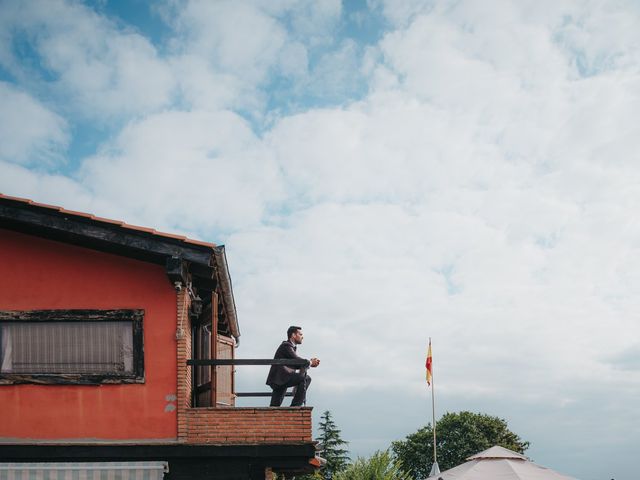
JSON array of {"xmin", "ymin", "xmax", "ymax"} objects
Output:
[{"xmin": 0, "ymin": 309, "xmax": 144, "ymax": 385}]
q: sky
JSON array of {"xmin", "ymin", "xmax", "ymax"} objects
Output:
[{"xmin": 1, "ymin": 0, "xmax": 639, "ymax": 478}]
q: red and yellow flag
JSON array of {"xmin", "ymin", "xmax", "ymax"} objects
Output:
[{"xmin": 426, "ymin": 340, "xmax": 433, "ymax": 386}]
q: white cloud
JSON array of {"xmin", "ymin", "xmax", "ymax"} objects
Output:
[
  {"xmin": 277, "ymin": 41, "xmax": 309, "ymax": 79},
  {"xmin": 0, "ymin": 82, "xmax": 68, "ymax": 165},
  {"xmin": 378, "ymin": 2, "xmax": 569, "ymax": 110},
  {"xmin": 172, "ymin": 54, "xmax": 244, "ymax": 111},
  {"xmin": 78, "ymin": 109, "xmax": 284, "ymax": 232},
  {"xmin": 165, "ymin": 0, "xmax": 299, "ymax": 115},
  {"xmin": 551, "ymin": 0, "xmax": 640, "ymax": 76},
  {"xmin": 306, "ymin": 39, "xmax": 364, "ymax": 100},
  {"xmin": 375, "ymin": 0, "xmax": 433, "ymax": 28},
  {"xmin": 0, "ymin": 0, "xmax": 174, "ymax": 118},
  {"xmin": 281, "ymin": 0, "xmax": 342, "ymax": 47},
  {"xmin": 165, "ymin": 0, "xmax": 349, "ymax": 114},
  {"xmin": 170, "ymin": 1, "xmax": 287, "ymax": 83},
  {"xmin": 0, "ymin": 160, "xmax": 91, "ymax": 206}
]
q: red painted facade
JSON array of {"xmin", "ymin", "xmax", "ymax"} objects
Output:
[{"xmin": 0, "ymin": 229, "xmax": 178, "ymax": 440}]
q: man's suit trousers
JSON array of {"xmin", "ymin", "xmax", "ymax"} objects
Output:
[{"xmin": 269, "ymin": 372, "xmax": 312, "ymax": 407}]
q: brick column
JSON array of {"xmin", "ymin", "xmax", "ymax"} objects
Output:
[{"xmin": 176, "ymin": 286, "xmax": 192, "ymax": 442}]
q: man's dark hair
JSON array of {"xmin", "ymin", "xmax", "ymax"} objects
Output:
[{"xmin": 287, "ymin": 326, "xmax": 302, "ymax": 339}]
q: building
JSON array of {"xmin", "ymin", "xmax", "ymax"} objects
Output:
[{"xmin": 0, "ymin": 194, "xmax": 319, "ymax": 480}]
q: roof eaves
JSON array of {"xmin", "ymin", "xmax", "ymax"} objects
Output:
[
  {"xmin": 0, "ymin": 193, "xmax": 216, "ymax": 250},
  {"xmin": 212, "ymin": 245, "xmax": 240, "ymax": 342}
]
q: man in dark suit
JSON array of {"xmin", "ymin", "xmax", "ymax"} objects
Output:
[{"xmin": 266, "ymin": 326, "xmax": 320, "ymax": 407}]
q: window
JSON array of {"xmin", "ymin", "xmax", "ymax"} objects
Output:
[{"xmin": 0, "ymin": 310, "xmax": 144, "ymax": 384}]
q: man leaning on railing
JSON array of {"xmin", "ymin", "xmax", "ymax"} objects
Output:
[{"xmin": 266, "ymin": 326, "xmax": 320, "ymax": 407}]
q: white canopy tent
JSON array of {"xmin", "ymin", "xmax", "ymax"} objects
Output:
[{"xmin": 426, "ymin": 445, "xmax": 579, "ymax": 480}]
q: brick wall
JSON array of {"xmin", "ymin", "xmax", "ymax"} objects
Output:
[{"xmin": 185, "ymin": 407, "xmax": 313, "ymax": 444}]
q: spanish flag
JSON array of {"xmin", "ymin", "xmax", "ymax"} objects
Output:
[{"xmin": 426, "ymin": 339, "xmax": 433, "ymax": 386}]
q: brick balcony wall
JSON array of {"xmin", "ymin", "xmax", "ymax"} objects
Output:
[{"xmin": 185, "ymin": 407, "xmax": 313, "ymax": 444}]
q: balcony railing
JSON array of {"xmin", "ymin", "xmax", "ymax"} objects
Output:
[{"xmin": 187, "ymin": 358, "xmax": 308, "ymax": 400}]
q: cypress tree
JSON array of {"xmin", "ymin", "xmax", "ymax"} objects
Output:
[{"xmin": 316, "ymin": 410, "xmax": 350, "ymax": 479}]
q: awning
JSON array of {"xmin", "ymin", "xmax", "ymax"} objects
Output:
[{"xmin": 0, "ymin": 462, "xmax": 168, "ymax": 480}]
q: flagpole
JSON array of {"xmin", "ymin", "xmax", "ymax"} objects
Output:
[
  {"xmin": 428, "ymin": 338, "xmax": 440, "ymax": 478},
  {"xmin": 431, "ymin": 346, "xmax": 437, "ymax": 462}
]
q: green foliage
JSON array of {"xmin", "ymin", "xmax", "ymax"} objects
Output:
[
  {"xmin": 288, "ymin": 473, "xmax": 322, "ymax": 480},
  {"xmin": 298, "ymin": 410, "xmax": 350, "ymax": 480},
  {"xmin": 333, "ymin": 450, "xmax": 413, "ymax": 480},
  {"xmin": 296, "ymin": 473, "xmax": 322, "ymax": 480},
  {"xmin": 392, "ymin": 411, "xmax": 530, "ymax": 479},
  {"xmin": 317, "ymin": 410, "xmax": 350, "ymax": 479}
]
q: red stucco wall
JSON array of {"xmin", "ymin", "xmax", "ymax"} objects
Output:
[{"xmin": 0, "ymin": 228, "xmax": 178, "ymax": 440}]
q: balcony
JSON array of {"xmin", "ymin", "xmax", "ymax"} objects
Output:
[{"xmin": 182, "ymin": 358, "xmax": 313, "ymax": 445}]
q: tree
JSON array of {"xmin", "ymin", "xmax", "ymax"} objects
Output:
[
  {"xmin": 297, "ymin": 410, "xmax": 349, "ymax": 480},
  {"xmin": 392, "ymin": 411, "xmax": 530, "ymax": 479},
  {"xmin": 333, "ymin": 450, "xmax": 413, "ymax": 480},
  {"xmin": 316, "ymin": 410, "xmax": 350, "ymax": 479}
]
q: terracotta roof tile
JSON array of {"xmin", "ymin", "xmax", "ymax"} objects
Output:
[
  {"xmin": 2, "ymin": 194, "xmax": 36, "ymax": 204},
  {"xmin": 91, "ymin": 216, "xmax": 125, "ymax": 226},
  {"xmin": 60, "ymin": 209, "xmax": 94, "ymax": 218},
  {"xmin": 156, "ymin": 232, "xmax": 188, "ymax": 241},
  {"xmin": 30, "ymin": 201, "xmax": 63, "ymax": 211},
  {"xmin": 123, "ymin": 224, "xmax": 157, "ymax": 234},
  {"xmin": 183, "ymin": 238, "xmax": 217, "ymax": 247},
  {"xmin": 0, "ymin": 193, "xmax": 217, "ymax": 249}
]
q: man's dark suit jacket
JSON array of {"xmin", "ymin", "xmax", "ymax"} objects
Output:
[{"xmin": 266, "ymin": 340, "xmax": 310, "ymax": 387}]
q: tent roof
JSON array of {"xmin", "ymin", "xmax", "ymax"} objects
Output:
[
  {"xmin": 467, "ymin": 445, "xmax": 529, "ymax": 460},
  {"xmin": 428, "ymin": 446, "xmax": 579, "ymax": 480}
]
